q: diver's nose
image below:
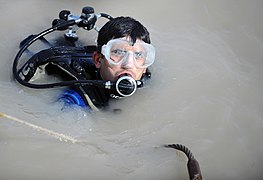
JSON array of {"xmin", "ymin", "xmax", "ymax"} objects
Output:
[{"xmin": 121, "ymin": 52, "xmax": 134, "ymax": 69}]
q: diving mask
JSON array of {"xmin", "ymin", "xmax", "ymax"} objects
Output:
[{"xmin": 101, "ymin": 38, "xmax": 155, "ymax": 68}]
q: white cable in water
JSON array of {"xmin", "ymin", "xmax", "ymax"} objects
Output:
[{"xmin": 0, "ymin": 112, "xmax": 78, "ymax": 143}]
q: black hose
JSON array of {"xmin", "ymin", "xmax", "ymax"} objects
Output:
[
  {"xmin": 12, "ymin": 20, "xmax": 108, "ymax": 89},
  {"xmin": 16, "ymin": 79, "xmax": 109, "ymax": 89},
  {"xmin": 12, "ymin": 12, "xmax": 114, "ymax": 90},
  {"xmin": 12, "ymin": 20, "xmax": 76, "ymax": 89},
  {"xmin": 165, "ymin": 144, "xmax": 202, "ymax": 180}
]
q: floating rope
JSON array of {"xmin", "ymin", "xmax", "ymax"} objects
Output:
[
  {"xmin": 165, "ymin": 144, "xmax": 202, "ymax": 180},
  {"xmin": 0, "ymin": 112, "xmax": 78, "ymax": 143},
  {"xmin": 165, "ymin": 143, "xmax": 194, "ymax": 159}
]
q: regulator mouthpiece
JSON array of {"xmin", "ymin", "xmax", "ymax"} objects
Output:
[{"xmin": 115, "ymin": 76, "xmax": 137, "ymax": 97}]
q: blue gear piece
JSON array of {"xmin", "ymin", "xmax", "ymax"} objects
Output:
[{"xmin": 60, "ymin": 89, "xmax": 86, "ymax": 107}]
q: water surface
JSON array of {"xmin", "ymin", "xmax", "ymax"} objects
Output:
[{"xmin": 1, "ymin": 0, "xmax": 263, "ymax": 179}]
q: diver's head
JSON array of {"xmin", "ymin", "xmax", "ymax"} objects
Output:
[
  {"xmin": 97, "ymin": 16, "xmax": 151, "ymax": 47},
  {"xmin": 93, "ymin": 16, "xmax": 155, "ymax": 81}
]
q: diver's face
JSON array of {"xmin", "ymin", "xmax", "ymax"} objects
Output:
[
  {"xmin": 99, "ymin": 55, "xmax": 146, "ymax": 81},
  {"xmin": 94, "ymin": 38, "xmax": 147, "ymax": 81}
]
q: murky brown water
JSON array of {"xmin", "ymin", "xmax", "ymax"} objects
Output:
[{"xmin": 1, "ymin": 0, "xmax": 263, "ymax": 179}]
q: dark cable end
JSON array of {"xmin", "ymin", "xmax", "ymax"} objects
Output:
[
  {"xmin": 165, "ymin": 144, "xmax": 202, "ymax": 180},
  {"xmin": 187, "ymin": 158, "xmax": 202, "ymax": 180}
]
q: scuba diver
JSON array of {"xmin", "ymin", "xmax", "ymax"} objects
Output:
[
  {"xmin": 56, "ymin": 16, "xmax": 154, "ymax": 110},
  {"xmin": 12, "ymin": 7, "xmax": 202, "ymax": 179},
  {"xmin": 13, "ymin": 7, "xmax": 155, "ymax": 111}
]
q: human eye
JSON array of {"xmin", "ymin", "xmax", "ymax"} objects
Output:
[
  {"xmin": 133, "ymin": 51, "xmax": 146, "ymax": 66},
  {"xmin": 111, "ymin": 49, "xmax": 126, "ymax": 56},
  {"xmin": 134, "ymin": 51, "xmax": 145, "ymax": 59}
]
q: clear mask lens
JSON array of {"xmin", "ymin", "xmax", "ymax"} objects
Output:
[{"xmin": 101, "ymin": 38, "xmax": 155, "ymax": 68}]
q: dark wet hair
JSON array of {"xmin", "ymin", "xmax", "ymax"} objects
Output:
[{"xmin": 97, "ymin": 16, "xmax": 151, "ymax": 52}]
